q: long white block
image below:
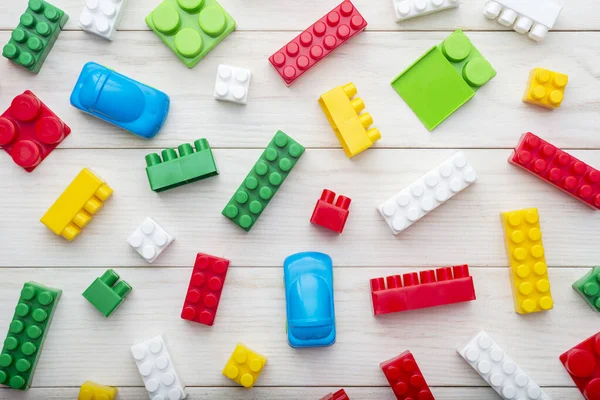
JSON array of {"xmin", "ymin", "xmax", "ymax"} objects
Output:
[
  {"xmin": 79, "ymin": 0, "xmax": 128, "ymax": 41},
  {"xmin": 392, "ymin": 0, "xmax": 461, "ymax": 22}
]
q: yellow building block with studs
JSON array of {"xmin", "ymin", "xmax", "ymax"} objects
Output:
[
  {"xmin": 41, "ymin": 168, "xmax": 113, "ymax": 241},
  {"xmin": 522, "ymin": 68, "xmax": 568, "ymax": 109},
  {"xmin": 222, "ymin": 343, "xmax": 266, "ymax": 388},
  {"xmin": 500, "ymin": 208, "xmax": 553, "ymax": 314},
  {"xmin": 78, "ymin": 380, "xmax": 118, "ymax": 400}
]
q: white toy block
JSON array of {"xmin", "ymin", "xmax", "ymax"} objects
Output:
[
  {"xmin": 214, "ymin": 65, "xmax": 252, "ymax": 105},
  {"xmin": 457, "ymin": 331, "xmax": 551, "ymax": 400},
  {"xmin": 79, "ymin": 0, "xmax": 128, "ymax": 41},
  {"xmin": 392, "ymin": 0, "xmax": 461, "ymax": 22},
  {"xmin": 131, "ymin": 335, "xmax": 187, "ymax": 400},
  {"xmin": 127, "ymin": 217, "xmax": 174, "ymax": 263},
  {"xmin": 378, "ymin": 152, "xmax": 477, "ymax": 235},
  {"xmin": 483, "ymin": 0, "xmax": 562, "ymax": 42}
]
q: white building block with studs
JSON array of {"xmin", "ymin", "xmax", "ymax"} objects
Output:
[
  {"xmin": 79, "ymin": 0, "xmax": 128, "ymax": 41},
  {"xmin": 392, "ymin": 0, "xmax": 461, "ymax": 22},
  {"xmin": 131, "ymin": 335, "xmax": 187, "ymax": 400},
  {"xmin": 457, "ymin": 331, "xmax": 551, "ymax": 400},
  {"xmin": 214, "ymin": 65, "xmax": 252, "ymax": 105},
  {"xmin": 378, "ymin": 152, "xmax": 477, "ymax": 235},
  {"xmin": 483, "ymin": 0, "xmax": 562, "ymax": 42},
  {"xmin": 127, "ymin": 217, "xmax": 174, "ymax": 263}
]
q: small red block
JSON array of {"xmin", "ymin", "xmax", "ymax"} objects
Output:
[
  {"xmin": 310, "ymin": 189, "xmax": 351, "ymax": 233},
  {"xmin": 560, "ymin": 332, "xmax": 600, "ymax": 400},
  {"xmin": 320, "ymin": 389, "xmax": 350, "ymax": 400},
  {"xmin": 380, "ymin": 351, "xmax": 435, "ymax": 400}
]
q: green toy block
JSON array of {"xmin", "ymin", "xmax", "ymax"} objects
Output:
[
  {"xmin": 145, "ymin": 0, "xmax": 236, "ymax": 68},
  {"xmin": 0, "ymin": 282, "xmax": 61, "ymax": 390},
  {"xmin": 2, "ymin": 0, "xmax": 69, "ymax": 74},
  {"xmin": 391, "ymin": 30, "xmax": 496, "ymax": 131},
  {"xmin": 145, "ymin": 138, "xmax": 219, "ymax": 192},
  {"xmin": 573, "ymin": 266, "xmax": 600, "ymax": 312},
  {"xmin": 82, "ymin": 270, "xmax": 132, "ymax": 317},
  {"xmin": 222, "ymin": 130, "xmax": 305, "ymax": 232}
]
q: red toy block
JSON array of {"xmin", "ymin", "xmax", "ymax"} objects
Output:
[
  {"xmin": 310, "ymin": 189, "xmax": 351, "ymax": 233},
  {"xmin": 268, "ymin": 0, "xmax": 367, "ymax": 86},
  {"xmin": 370, "ymin": 265, "xmax": 476, "ymax": 316},
  {"xmin": 510, "ymin": 132, "xmax": 600, "ymax": 210},
  {"xmin": 380, "ymin": 351, "xmax": 434, "ymax": 400},
  {"xmin": 560, "ymin": 332, "xmax": 600, "ymax": 400},
  {"xmin": 181, "ymin": 253, "xmax": 230, "ymax": 326},
  {"xmin": 0, "ymin": 90, "xmax": 70, "ymax": 172},
  {"xmin": 320, "ymin": 389, "xmax": 350, "ymax": 400}
]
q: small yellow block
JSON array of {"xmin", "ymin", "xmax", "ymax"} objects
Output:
[
  {"xmin": 40, "ymin": 168, "xmax": 113, "ymax": 241},
  {"xmin": 222, "ymin": 342, "xmax": 267, "ymax": 388},
  {"xmin": 500, "ymin": 208, "xmax": 553, "ymax": 314},
  {"xmin": 319, "ymin": 82, "xmax": 381, "ymax": 158},
  {"xmin": 78, "ymin": 380, "xmax": 118, "ymax": 400},
  {"xmin": 522, "ymin": 68, "xmax": 568, "ymax": 109}
]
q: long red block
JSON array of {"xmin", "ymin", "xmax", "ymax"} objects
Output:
[
  {"xmin": 370, "ymin": 265, "xmax": 476, "ymax": 316},
  {"xmin": 268, "ymin": 0, "xmax": 367, "ymax": 86},
  {"xmin": 0, "ymin": 90, "xmax": 70, "ymax": 172},
  {"xmin": 560, "ymin": 332, "xmax": 600, "ymax": 400},
  {"xmin": 310, "ymin": 189, "xmax": 351, "ymax": 233},
  {"xmin": 320, "ymin": 389, "xmax": 350, "ymax": 400},
  {"xmin": 510, "ymin": 132, "xmax": 600, "ymax": 210},
  {"xmin": 181, "ymin": 253, "xmax": 230, "ymax": 326},
  {"xmin": 380, "ymin": 351, "xmax": 434, "ymax": 400}
]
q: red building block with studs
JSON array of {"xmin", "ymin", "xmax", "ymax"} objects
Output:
[
  {"xmin": 320, "ymin": 389, "xmax": 350, "ymax": 400},
  {"xmin": 0, "ymin": 90, "xmax": 70, "ymax": 172},
  {"xmin": 370, "ymin": 265, "xmax": 476, "ymax": 316},
  {"xmin": 380, "ymin": 351, "xmax": 434, "ymax": 400},
  {"xmin": 181, "ymin": 253, "xmax": 230, "ymax": 326},
  {"xmin": 310, "ymin": 189, "xmax": 351, "ymax": 233},
  {"xmin": 510, "ymin": 132, "xmax": 600, "ymax": 210},
  {"xmin": 268, "ymin": 0, "xmax": 367, "ymax": 86},
  {"xmin": 559, "ymin": 332, "xmax": 600, "ymax": 400}
]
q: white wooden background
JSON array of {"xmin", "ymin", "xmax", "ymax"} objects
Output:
[{"xmin": 0, "ymin": 0, "xmax": 599, "ymax": 399}]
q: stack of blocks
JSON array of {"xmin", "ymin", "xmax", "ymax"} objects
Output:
[{"xmin": 222, "ymin": 343, "xmax": 267, "ymax": 388}]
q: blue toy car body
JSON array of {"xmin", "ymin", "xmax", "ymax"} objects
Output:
[
  {"xmin": 283, "ymin": 252, "xmax": 336, "ymax": 348},
  {"xmin": 70, "ymin": 62, "xmax": 170, "ymax": 139}
]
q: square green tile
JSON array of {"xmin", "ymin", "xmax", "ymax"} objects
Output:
[{"xmin": 573, "ymin": 266, "xmax": 600, "ymax": 312}]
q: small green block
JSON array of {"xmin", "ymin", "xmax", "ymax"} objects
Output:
[
  {"xmin": 0, "ymin": 282, "xmax": 61, "ymax": 390},
  {"xmin": 145, "ymin": 0, "xmax": 236, "ymax": 68},
  {"xmin": 82, "ymin": 269, "xmax": 132, "ymax": 317},
  {"xmin": 2, "ymin": 0, "xmax": 69, "ymax": 74},
  {"xmin": 145, "ymin": 138, "xmax": 218, "ymax": 192},
  {"xmin": 573, "ymin": 266, "xmax": 600, "ymax": 313},
  {"xmin": 222, "ymin": 130, "xmax": 305, "ymax": 232}
]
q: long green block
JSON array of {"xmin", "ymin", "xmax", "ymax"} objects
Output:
[
  {"xmin": 2, "ymin": 0, "xmax": 68, "ymax": 74},
  {"xmin": 0, "ymin": 282, "xmax": 61, "ymax": 390},
  {"xmin": 573, "ymin": 266, "xmax": 600, "ymax": 312},
  {"xmin": 82, "ymin": 270, "xmax": 132, "ymax": 317},
  {"xmin": 391, "ymin": 30, "xmax": 496, "ymax": 131},
  {"xmin": 145, "ymin": 139, "xmax": 218, "ymax": 192},
  {"xmin": 222, "ymin": 130, "xmax": 305, "ymax": 232}
]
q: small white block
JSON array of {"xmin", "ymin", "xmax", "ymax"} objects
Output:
[
  {"xmin": 131, "ymin": 335, "xmax": 187, "ymax": 400},
  {"xmin": 483, "ymin": 0, "xmax": 561, "ymax": 41},
  {"xmin": 214, "ymin": 65, "xmax": 252, "ymax": 105},
  {"xmin": 377, "ymin": 152, "xmax": 477, "ymax": 235},
  {"xmin": 79, "ymin": 0, "xmax": 127, "ymax": 41},
  {"xmin": 391, "ymin": 0, "xmax": 461, "ymax": 22},
  {"xmin": 127, "ymin": 217, "xmax": 174, "ymax": 263}
]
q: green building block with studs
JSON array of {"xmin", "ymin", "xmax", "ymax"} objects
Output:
[
  {"xmin": 82, "ymin": 270, "xmax": 132, "ymax": 317},
  {"xmin": 222, "ymin": 130, "xmax": 305, "ymax": 232},
  {"xmin": 0, "ymin": 282, "xmax": 62, "ymax": 390},
  {"xmin": 2, "ymin": 0, "xmax": 69, "ymax": 74},
  {"xmin": 573, "ymin": 266, "xmax": 600, "ymax": 312}
]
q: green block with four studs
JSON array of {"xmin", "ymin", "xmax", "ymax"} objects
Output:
[{"xmin": 573, "ymin": 266, "xmax": 600, "ymax": 312}]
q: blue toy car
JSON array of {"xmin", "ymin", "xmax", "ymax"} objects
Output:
[
  {"xmin": 70, "ymin": 62, "xmax": 170, "ymax": 139},
  {"xmin": 283, "ymin": 252, "xmax": 336, "ymax": 348}
]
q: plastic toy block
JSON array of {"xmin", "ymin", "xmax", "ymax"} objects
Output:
[
  {"xmin": 181, "ymin": 253, "xmax": 229, "ymax": 326},
  {"xmin": 214, "ymin": 65, "xmax": 252, "ymax": 105},
  {"xmin": 82, "ymin": 269, "xmax": 132, "ymax": 317},
  {"xmin": 391, "ymin": 30, "xmax": 496, "ymax": 131},
  {"xmin": 310, "ymin": 189, "xmax": 351, "ymax": 233},
  {"xmin": 392, "ymin": 0, "xmax": 461, "ymax": 22},
  {"xmin": 370, "ymin": 265, "xmax": 475, "ymax": 315},
  {"xmin": 319, "ymin": 83, "xmax": 381, "ymax": 158},
  {"xmin": 2, "ymin": 0, "xmax": 68, "ymax": 74},
  {"xmin": 131, "ymin": 335, "xmax": 186, "ymax": 400},
  {"xmin": 145, "ymin": 0, "xmax": 235, "ymax": 68},
  {"xmin": 127, "ymin": 217, "xmax": 174, "ymax": 263},
  {"xmin": 458, "ymin": 331, "xmax": 550, "ymax": 400},
  {"xmin": 145, "ymin": 139, "xmax": 218, "ymax": 192},
  {"xmin": 560, "ymin": 332, "xmax": 600, "ymax": 400},
  {"xmin": 222, "ymin": 130, "xmax": 305, "ymax": 232},
  {"xmin": 40, "ymin": 168, "xmax": 113, "ymax": 241},
  {"xmin": 78, "ymin": 381, "xmax": 118, "ymax": 400},
  {"xmin": 572, "ymin": 267, "xmax": 600, "ymax": 313},
  {"xmin": 522, "ymin": 68, "xmax": 568, "ymax": 110},
  {"xmin": 79, "ymin": 0, "xmax": 127, "ymax": 40},
  {"xmin": 320, "ymin": 389, "xmax": 350, "ymax": 400},
  {"xmin": 380, "ymin": 351, "xmax": 434, "ymax": 400},
  {"xmin": 378, "ymin": 152, "xmax": 477, "ymax": 234},
  {"xmin": 484, "ymin": 0, "xmax": 562, "ymax": 42},
  {"xmin": 222, "ymin": 343, "xmax": 266, "ymax": 388},
  {"xmin": 0, "ymin": 90, "xmax": 71, "ymax": 172},
  {"xmin": 509, "ymin": 132, "xmax": 600, "ymax": 210},
  {"xmin": 0, "ymin": 282, "xmax": 61, "ymax": 390}
]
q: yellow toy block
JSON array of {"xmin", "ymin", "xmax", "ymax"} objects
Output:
[
  {"xmin": 78, "ymin": 380, "xmax": 118, "ymax": 400},
  {"xmin": 522, "ymin": 68, "xmax": 568, "ymax": 109},
  {"xmin": 40, "ymin": 168, "xmax": 113, "ymax": 241},
  {"xmin": 222, "ymin": 343, "xmax": 266, "ymax": 388},
  {"xmin": 319, "ymin": 82, "xmax": 381, "ymax": 158},
  {"xmin": 500, "ymin": 208, "xmax": 553, "ymax": 314}
]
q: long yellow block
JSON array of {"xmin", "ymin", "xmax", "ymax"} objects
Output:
[
  {"xmin": 500, "ymin": 208, "xmax": 553, "ymax": 314},
  {"xmin": 41, "ymin": 168, "xmax": 113, "ymax": 241},
  {"xmin": 78, "ymin": 380, "xmax": 118, "ymax": 400}
]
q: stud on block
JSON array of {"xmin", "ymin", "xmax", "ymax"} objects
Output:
[
  {"xmin": 78, "ymin": 381, "xmax": 118, "ymax": 400},
  {"xmin": 320, "ymin": 389, "xmax": 350, "ymax": 400},
  {"xmin": 392, "ymin": 0, "xmax": 461, "ymax": 22},
  {"xmin": 82, "ymin": 269, "xmax": 132, "ymax": 317},
  {"xmin": 572, "ymin": 266, "xmax": 600, "ymax": 313},
  {"xmin": 560, "ymin": 332, "xmax": 600, "ymax": 400},
  {"xmin": 214, "ymin": 65, "xmax": 252, "ymax": 105},
  {"xmin": 484, "ymin": 0, "xmax": 562, "ymax": 41},
  {"xmin": 522, "ymin": 68, "xmax": 568, "ymax": 109},
  {"xmin": 79, "ymin": 0, "xmax": 128, "ymax": 40},
  {"xmin": 380, "ymin": 351, "xmax": 434, "ymax": 400},
  {"xmin": 222, "ymin": 343, "xmax": 267, "ymax": 388},
  {"xmin": 127, "ymin": 217, "xmax": 174, "ymax": 263},
  {"xmin": 310, "ymin": 189, "xmax": 351, "ymax": 233}
]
